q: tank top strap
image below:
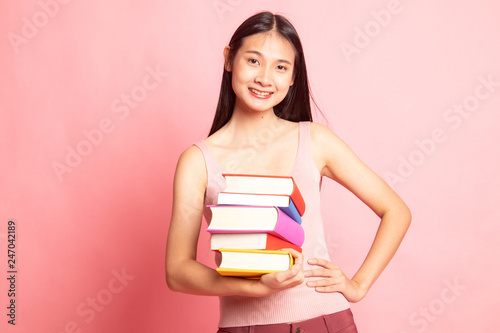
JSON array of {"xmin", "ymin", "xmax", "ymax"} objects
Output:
[
  {"xmin": 294, "ymin": 121, "xmax": 312, "ymax": 167},
  {"xmin": 292, "ymin": 121, "xmax": 321, "ymax": 185},
  {"xmin": 193, "ymin": 140, "xmax": 226, "ymax": 205},
  {"xmin": 298, "ymin": 121, "xmax": 311, "ymax": 156}
]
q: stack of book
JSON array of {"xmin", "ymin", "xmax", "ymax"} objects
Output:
[{"xmin": 207, "ymin": 174, "xmax": 305, "ymax": 278}]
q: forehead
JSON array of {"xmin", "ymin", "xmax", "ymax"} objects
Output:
[{"xmin": 238, "ymin": 31, "xmax": 296, "ymax": 61}]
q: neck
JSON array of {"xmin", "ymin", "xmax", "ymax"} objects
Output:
[{"xmin": 224, "ymin": 102, "xmax": 282, "ymax": 141}]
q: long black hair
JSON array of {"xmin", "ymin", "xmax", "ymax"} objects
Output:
[{"xmin": 208, "ymin": 12, "xmax": 315, "ymax": 136}]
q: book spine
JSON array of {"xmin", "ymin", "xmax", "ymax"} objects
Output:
[
  {"xmin": 278, "ymin": 200, "xmax": 302, "ymax": 224},
  {"xmin": 272, "ymin": 208, "xmax": 305, "ymax": 247},
  {"xmin": 216, "ymin": 268, "xmax": 289, "ymax": 278},
  {"xmin": 290, "ymin": 178, "xmax": 306, "ymax": 216},
  {"xmin": 266, "ymin": 235, "xmax": 302, "ymax": 252}
]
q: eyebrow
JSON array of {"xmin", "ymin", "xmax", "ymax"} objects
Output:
[{"xmin": 244, "ymin": 50, "xmax": 293, "ymax": 66}]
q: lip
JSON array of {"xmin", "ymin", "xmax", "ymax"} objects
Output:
[{"xmin": 248, "ymin": 87, "xmax": 274, "ymax": 99}]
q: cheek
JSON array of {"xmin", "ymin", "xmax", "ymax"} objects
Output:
[
  {"xmin": 230, "ymin": 71, "xmax": 241, "ymax": 95},
  {"xmin": 231, "ymin": 66, "xmax": 250, "ymax": 90},
  {"xmin": 231, "ymin": 75, "xmax": 247, "ymax": 100},
  {"xmin": 277, "ymin": 76, "xmax": 294, "ymax": 94}
]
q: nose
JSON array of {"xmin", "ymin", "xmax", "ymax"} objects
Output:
[{"xmin": 255, "ymin": 66, "xmax": 272, "ymax": 86}]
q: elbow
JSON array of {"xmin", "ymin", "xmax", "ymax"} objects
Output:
[
  {"xmin": 401, "ymin": 203, "xmax": 412, "ymax": 231},
  {"xmin": 165, "ymin": 269, "xmax": 173, "ymax": 290},
  {"xmin": 165, "ymin": 259, "xmax": 183, "ymax": 292},
  {"xmin": 395, "ymin": 195, "xmax": 412, "ymax": 227},
  {"xmin": 166, "ymin": 279, "xmax": 178, "ymax": 293},
  {"xmin": 404, "ymin": 203, "xmax": 412, "ymax": 224},
  {"xmin": 383, "ymin": 201, "xmax": 412, "ymax": 230},
  {"xmin": 165, "ymin": 269, "xmax": 182, "ymax": 292},
  {"xmin": 165, "ymin": 261, "xmax": 186, "ymax": 293}
]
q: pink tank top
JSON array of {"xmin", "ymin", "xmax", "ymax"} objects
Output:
[{"xmin": 194, "ymin": 121, "xmax": 350, "ymax": 327}]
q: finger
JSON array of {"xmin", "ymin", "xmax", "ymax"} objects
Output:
[
  {"xmin": 307, "ymin": 258, "xmax": 337, "ymax": 269},
  {"xmin": 287, "ymin": 266, "xmax": 305, "ymax": 286},
  {"xmin": 314, "ymin": 285, "xmax": 340, "ymax": 293},
  {"xmin": 281, "ymin": 248, "xmax": 304, "ymax": 267},
  {"xmin": 264, "ymin": 267, "xmax": 303, "ymax": 289},
  {"xmin": 303, "ymin": 268, "xmax": 334, "ymax": 278},
  {"xmin": 276, "ymin": 267, "xmax": 295, "ymax": 282},
  {"xmin": 306, "ymin": 278, "xmax": 337, "ymax": 288},
  {"xmin": 276, "ymin": 264, "xmax": 302, "ymax": 282},
  {"xmin": 306, "ymin": 278, "xmax": 346, "ymax": 292}
]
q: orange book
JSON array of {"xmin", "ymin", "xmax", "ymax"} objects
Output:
[
  {"xmin": 221, "ymin": 174, "xmax": 306, "ymax": 217},
  {"xmin": 210, "ymin": 233, "xmax": 302, "ymax": 253},
  {"xmin": 216, "ymin": 249, "xmax": 294, "ymax": 278}
]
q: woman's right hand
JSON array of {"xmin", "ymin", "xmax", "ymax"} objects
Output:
[{"xmin": 255, "ymin": 248, "xmax": 305, "ymax": 296}]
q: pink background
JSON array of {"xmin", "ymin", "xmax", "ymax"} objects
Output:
[{"xmin": 2, "ymin": 1, "xmax": 499, "ymax": 332}]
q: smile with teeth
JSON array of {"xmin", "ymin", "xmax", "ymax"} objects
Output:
[{"xmin": 249, "ymin": 88, "xmax": 273, "ymax": 96}]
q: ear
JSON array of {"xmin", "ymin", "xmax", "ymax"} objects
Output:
[{"xmin": 223, "ymin": 46, "xmax": 232, "ymax": 72}]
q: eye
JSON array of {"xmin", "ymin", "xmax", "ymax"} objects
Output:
[
  {"xmin": 248, "ymin": 59, "xmax": 259, "ymax": 65},
  {"xmin": 276, "ymin": 65, "xmax": 288, "ymax": 71}
]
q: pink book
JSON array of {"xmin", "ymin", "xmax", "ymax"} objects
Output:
[{"xmin": 206, "ymin": 205, "xmax": 304, "ymax": 247}]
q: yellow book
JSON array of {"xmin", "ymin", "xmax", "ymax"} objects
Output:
[{"xmin": 216, "ymin": 249, "xmax": 294, "ymax": 278}]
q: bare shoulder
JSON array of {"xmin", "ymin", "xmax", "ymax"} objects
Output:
[
  {"xmin": 310, "ymin": 122, "xmax": 362, "ymax": 179},
  {"xmin": 310, "ymin": 121, "xmax": 333, "ymax": 140},
  {"xmin": 309, "ymin": 122, "xmax": 346, "ymax": 153},
  {"xmin": 177, "ymin": 145, "xmax": 205, "ymax": 170},
  {"xmin": 175, "ymin": 144, "xmax": 207, "ymax": 188},
  {"xmin": 179, "ymin": 144, "xmax": 205, "ymax": 163}
]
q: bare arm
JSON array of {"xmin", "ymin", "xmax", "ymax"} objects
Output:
[
  {"xmin": 304, "ymin": 123, "xmax": 411, "ymax": 302},
  {"xmin": 165, "ymin": 146, "xmax": 304, "ymax": 297}
]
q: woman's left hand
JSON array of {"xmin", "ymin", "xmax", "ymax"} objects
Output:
[{"xmin": 303, "ymin": 258, "xmax": 368, "ymax": 303}]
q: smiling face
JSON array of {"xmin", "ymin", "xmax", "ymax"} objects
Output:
[{"xmin": 226, "ymin": 31, "xmax": 296, "ymax": 115}]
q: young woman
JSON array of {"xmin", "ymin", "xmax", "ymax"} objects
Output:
[{"xmin": 166, "ymin": 11, "xmax": 411, "ymax": 332}]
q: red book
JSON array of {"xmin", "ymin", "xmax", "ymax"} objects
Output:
[
  {"xmin": 221, "ymin": 174, "xmax": 305, "ymax": 216},
  {"xmin": 217, "ymin": 192, "xmax": 302, "ymax": 224},
  {"xmin": 206, "ymin": 205, "xmax": 305, "ymax": 247},
  {"xmin": 210, "ymin": 233, "xmax": 302, "ymax": 253}
]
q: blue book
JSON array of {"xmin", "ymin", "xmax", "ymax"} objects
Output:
[
  {"xmin": 217, "ymin": 192, "xmax": 302, "ymax": 224},
  {"xmin": 279, "ymin": 199, "xmax": 302, "ymax": 224}
]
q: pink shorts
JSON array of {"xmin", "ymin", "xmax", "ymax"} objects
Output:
[{"xmin": 217, "ymin": 308, "xmax": 357, "ymax": 333}]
